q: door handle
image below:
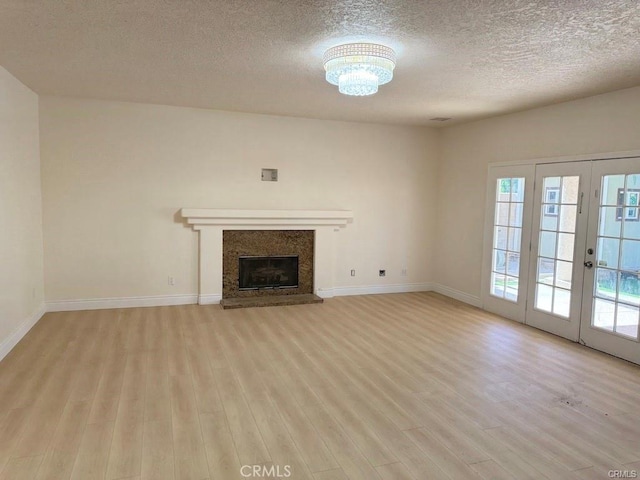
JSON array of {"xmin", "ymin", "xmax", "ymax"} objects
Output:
[{"xmin": 584, "ymin": 261, "xmax": 593, "ymax": 268}]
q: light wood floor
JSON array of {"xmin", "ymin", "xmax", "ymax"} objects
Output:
[{"xmin": 1, "ymin": 292, "xmax": 639, "ymax": 480}]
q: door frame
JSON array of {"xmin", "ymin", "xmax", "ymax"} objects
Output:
[{"xmin": 487, "ymin": 150, "xmax": 640, "ymax": 168}]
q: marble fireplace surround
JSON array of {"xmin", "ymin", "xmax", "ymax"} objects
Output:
[
  {"xmin": 181, "ymin": 209, "xmax": 354, "ymax": 305},
  {"xmin": 222, "ymin": 230, "xmax": 314, "ymax": 299}
]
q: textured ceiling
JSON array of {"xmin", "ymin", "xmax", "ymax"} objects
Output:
[{"xmin": 1, "ymin": 0, "xmax": 639, "ymax": 126}]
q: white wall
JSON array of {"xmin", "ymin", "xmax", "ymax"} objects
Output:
[
  {"xmin": 38, "ymin": 85, "xmax": 640, "ymax": 309},
  {"xmin": 0, "ymin": 67, "xmax": 45, "ymax": 358},
  {"xmin": 40, "ymin": 97, "xmax": 439, "ymax": 304},
  {"xmin": 436, "ymin": 86, "xmax": 640, "ymax": 301}
]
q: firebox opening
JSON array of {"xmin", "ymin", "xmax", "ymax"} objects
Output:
[{"xmin": 238, "ymin": 255, "xmax": 299, "ymax": 290}]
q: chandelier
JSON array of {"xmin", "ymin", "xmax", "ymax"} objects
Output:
[{"xmin": 323, "ymin": 43, "xmax": 396, "ymax": 96}]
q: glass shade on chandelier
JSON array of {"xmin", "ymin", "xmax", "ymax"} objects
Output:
[{"xmin": 323, "ymin": 43, "xmax": 396, "ymax": 96}]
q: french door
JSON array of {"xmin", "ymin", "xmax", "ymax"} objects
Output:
[
  {"xmin": 483, "ymin": 158, "xmax": 640, "ymax": 364},
  {"xmin": 525, "ymin": 162, "xmax": 591, "ymax": 341},
  {"xmin": 482, "ymin": 165, "xmax": 534, "ymax": 322},
  {"xmin": 580, "ymin": 159, "xmax": 640, "ymax": 364}
]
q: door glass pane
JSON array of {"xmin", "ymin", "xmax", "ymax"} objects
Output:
[
  {"xmin": 507, "ymin": 228, "xmax": 522, "ymax": 279},
  {"xmin": 536, "ymin": 284, "xmax": 553, "ymax": 312},
  {"xmin": 554, "ymin": 289, "xmax": 571, "ymax": 318},
  {"xmin": 596, "ymin": 237, "xmax": 620, "ymax": 269},
  {"xmin": 557, "ymin": 233, "xmax": 575, "ymax": 261},
  {"xmin": 493, "ymin": 250, "xmax": 507, "ymax": 273},
  {"xmin": 539, "ymin": 231, "xmax": 557, "ymax": 258},
  {"xmin": 534, "ymin": 175, "xmax": 580, "ymax": 318},
  {"xmin": 537, "ymin": 258, "xmax": 554, "ymax": 285},
  {"xmin": 491, "ymin": 178, "xmax": 525, "ymax": 301},
  {"xmin": 555, "ymin": 260, "xmax": 573, "ymax": 288},
  {"xmin": 543, "ymin": 176, "xmax": 561, "ymax": 191},
  {"xmin": 509, "ymin": 203, "xmax": 523, "ymax": 226},
  {"xmin": 616, "ymin": 306, "xmax": 639, "ymax": 338},
  {"xmin": 561, "ymin": 177, "xmax": 579, "ymax": 203},
  {"xmin": 491, "ymin": 272, "xmax": 506, "ymax": 297},
  {"xmin": 620, "ymin": 240, "xmax": 640, "ymax": 271},
  {"xmin": 504, "ymin": 276, "xmax": 519, "ymax": 302},
  {"xmin": 592, "ymin": 173, "xmax": 640, "ymax": 339},
  {"xmin": 593, "ymin": 298, "xmax": 616, "ymax": 331},
  {"xmin": 628, "ymin": 174, "xmax": 640, "ymax": 187},
  {"xmin": 494, "ymin": 227, "xmax": 508, "ymax": 249},
  {"xmin": 623, "ymin": 216, "xmax": 640, "ymax": 240},
  {"xmin": 495, "ymin": 203, "xmax": 510, "ymax": 226},
  {"xmin": 601, "ymin": 175, "xmax": 625, "ymax": 205},
  {"xmin": 508, "ymin": 227, "xmax": 522, "ymax": 253},
  {"xmin": 620, "ymin": 273, "xmax": 640, "ymax": 307},
  {"xmin": 541, "ymin": 209, "xmax": 559, "ymax": 230},
  {"xmin": 595, "ymin": 268, "xmax": 617, "ymax": 298},
  {"xmin": 599, "ymin": 207, "xmax": 622, "ymax": 237},
  {"xmin": 559, "ymin": 205, "xmax": 578, "ymax": 233},
  {"xmin": 511, "ymin": 178, "xmax": 525, "ymax": 202}
]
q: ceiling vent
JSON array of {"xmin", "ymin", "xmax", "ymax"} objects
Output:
[{"xmin": 429, "ymin": 117, "xmax": 452, "ymax": 122}]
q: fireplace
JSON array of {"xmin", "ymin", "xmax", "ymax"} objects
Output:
[
  {"xmin": 239, "ymin": 255, "xmax": 299, "ymax": 290},
  {"xmin": 222, "ymin": 230, "xmax": 314, "ymax": 299},
  {"xmin": 180, "ymin": 209, "xmax": 354, "ymax": 304}
]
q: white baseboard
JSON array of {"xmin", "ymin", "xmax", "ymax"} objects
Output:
[
  {"xmin": 42, "ymin": 284, "xmax": 482, "ymax": 312},
  {"xmin": 329, "ymin": 282, "xmax": 481, "ymax": 308},
  {"xmin": 330, "ymin": 282, "xmax": 434, "ymax": 297},
  {"xmin": 46, "ymin": 294, "xmax": 198, "ymax": 312},
  {"xmin": 430, "ymin": 283, "xmax": 482, "ymax": 308},
  {"xmin": 198, "ymin": 294, "xmax": 223, "ymax": 305},
  {"xmin": 0, "ymin": 304, "xmax": 46, "ymax": 362},
  {"xmin": 316, "ymin": 288, "xmax": 335, "ymax": 299}
]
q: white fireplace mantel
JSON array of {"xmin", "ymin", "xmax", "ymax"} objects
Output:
[
  {"xmin": 181, "ymin": 208, "xmax": 353, "ymax": 227},
  {"xmin": 181, "ymin": 209, "xmax": 353, "ymax": 304}
]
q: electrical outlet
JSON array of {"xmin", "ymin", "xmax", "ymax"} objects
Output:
[
  {"xmin": 261, "ymin": 168, "xmax": 278, "ymax": 181},
  {"xmin": 168, "ymin": 276, "xmax": 175, "ymax": 286},
  {"xmin": 379, "ymin": 269, "xmax": 386, "ymax": 277},
  {"xmin": 401, "ymin": 268, "xmax": 407, "ymax": 276},
  {"xmin": 350, "ymin": 269, "xmax": 356, "ymax": 276}
]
